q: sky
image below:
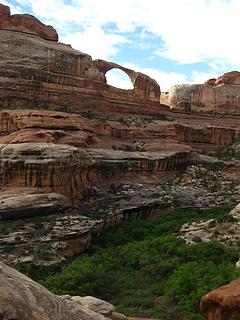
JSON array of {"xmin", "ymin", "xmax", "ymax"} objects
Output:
[{"xmin": 3, "ymin": 0, "xmax": 240, "ymax": 90}]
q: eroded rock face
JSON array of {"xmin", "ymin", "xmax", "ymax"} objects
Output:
[
  {"xmin": 0, "ymin": 261, "xmax": 125, "ymax": 320},
  {"xmin": 200, "ymin": 279, "xmax": 240, "ymax": 320},
  {"xmin": 0, "ymin": 4, "xmax": 58, "ymax": 41},
  {"xmin": 161, "ymin": 72, "xmax": 240, "ymax": 113},
  {"xmin": 0, "ymin": 27, "xmax": 160, "ymax": 110},
  {"xmin": 0, "ymin": 190, "xmax": 71, "ymax": 220},
  {"xmin": 0, "ymin": 110, "xmax": 239, "ymax": 150},
  {"xmin": 0, "ymin": 6, "xmax": 239, "ymax": 270},
  {"xmin": 0, "ymin": 142, "xmax": 192, "ymax": 201}
]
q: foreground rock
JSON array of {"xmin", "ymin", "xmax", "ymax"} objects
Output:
[
  {"xmin": 200, "ymin": 279, "xmax": 240, "ymax": 320},
  {"xmin": 0, "ymin": 261, "xmax": 127, "ymax": 320}
]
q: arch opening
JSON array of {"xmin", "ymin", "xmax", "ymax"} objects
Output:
[{"xmin": 105, "ymin": 68, "xmax": 134, "ymax": 90}]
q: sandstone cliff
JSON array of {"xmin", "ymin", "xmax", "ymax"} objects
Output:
[
  {"xmin": 161, "ymin": 72, "xmax": 240, "ymax": 114},
  {"xmin": 0, "ymin": 5, "xmax": 160, "ymax": 113},
  {"xmin": 200, "ymin": 279, "xmax": 240, "ymax": 320}
]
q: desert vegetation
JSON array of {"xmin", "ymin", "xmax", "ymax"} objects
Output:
[{"xmin": 17, "ymin": 207, "xmax": 240, "ymax": 320}]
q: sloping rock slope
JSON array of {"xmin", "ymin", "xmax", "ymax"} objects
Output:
[{"xmin": 0, "ymin": 261, "xmax": 127, "ymax": 320}]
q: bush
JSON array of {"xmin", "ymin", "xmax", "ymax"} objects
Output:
[{"xmin": 17, "ymin": 206, "xmax": 238, "ymax": 319}]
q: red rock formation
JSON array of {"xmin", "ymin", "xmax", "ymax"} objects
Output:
[
  {"xmin": 161, "ymin": 72, "xmax": 240, "ymax": 113},
  {"xmin": 0, "ymin": 4, "xmax": 58, "ymax": 41},
  {"xmin": 200, "ymin": 279, "xmax": 240, "ymax": 320},
  {"xmin": 0, "ymin": 7, "xmax": 239, "ymax": 225},
  {"xmin": 215, "ymin": 71, "xmax": 240, "ymax": 85},
  {"xmin": 0, "ymin": 143, "xmax": 192, "ymax": 201},
  {"xmin": 0, "ymin": 27, "xmax": 160, "ymax": 112},
  {"xmin": 0, "ymin": 110, "xmax": 239, "ymax": 150}
]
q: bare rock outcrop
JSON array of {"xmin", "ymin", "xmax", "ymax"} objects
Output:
[
  {"xmin": 161, "ymin": 71, "xmax": 240, "ymax": 113},
  {"xmin": 200, "ymin": 279, "xmax": 240, "ymax": 320},
  {"xmin": 230, "ymin": 203, "xmax": 240, "ymax": 220},
  {"xmin": 0, "ymin": 24, "xmax": 160, "ymax": 111},
  {"xmin": 0, "ymin": 4, "xmax": 58, "ymax": 41},
  {"xmin": 0, "ymin": 110, "xmax": 239, "ymax": 151},
  {"xmin": 0, "ymin": 4, "xmax": 239, "ymax": 270},
  {"xmin": 0, "ymin": 190, "xmax": 71, "ymax": 220},
  {"xmin": 0, "ymin": 261, "xmax": 126, "ymax": 320},
  {"xmin": 0, "ymin": 142, "xmax": 192, "ymax": 202}
]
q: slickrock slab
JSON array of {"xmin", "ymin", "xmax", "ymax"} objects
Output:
[{"xmin": 0, "ymin": 261, "xmax": 115, "ymax": 320}]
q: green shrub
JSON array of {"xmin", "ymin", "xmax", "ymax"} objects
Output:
[{"xmin": 17, "ymin": 206, "xmax": 238, "ymax": 319}]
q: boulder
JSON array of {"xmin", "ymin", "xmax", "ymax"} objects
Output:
[
  {"xmin": 109, "ymin": 312, "xmax": 128, "ymax": 320},
  {"xmin": 0, "ymin": 261, "xmax": 117, "ymax": 320},
  {"xmin": 71, "ymin": 296, "xmax": 115, "ymax": 315},
  {"xmin": 200, "ymin": 279, "xmax": 240, "ymax": 320}
]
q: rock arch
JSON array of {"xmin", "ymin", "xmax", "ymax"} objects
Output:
[{"xmin": 93, "ymin": 59, "xmax": 161, "ymax": 102}]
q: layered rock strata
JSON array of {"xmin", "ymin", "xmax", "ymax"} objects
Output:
[
  {"xmin": 0, "ymin": 110, "xmax": 239, "ymax": 150},
  {"xmin": 161, "ymin": 71, "xmax": 240, "ymax": 113},
  {"xmin": 0, "ymin": 142, "xmax": 192, "ymax": 201},
  {"xmin": 0, "ymin": 2, "xmax": 239, "ymax": 276},
  {"xmin": 0, "ymin": 5, "xmax": 160, "ymax": 112},
  {"xmin": 0, "ymin": 190, "xmax": 71, "ymax": 220},
  {"xmin": 1, "ymin": 164, "xmax": 239, "ymax": 265}
]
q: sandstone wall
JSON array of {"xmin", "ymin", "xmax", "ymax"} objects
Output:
[
  {"xmin": 0, "ymin": 5, "xmax": 161, "ymax": 111},
  {"xmin": 161, "ymin": 72, "xmax": 240, "ymax": 114},
  {"xmin": 0, "ymin": 143, "xmax": 192, "ymax": 201}
]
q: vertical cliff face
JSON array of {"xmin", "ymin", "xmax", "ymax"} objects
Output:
[
  {"xmin": 0, "ymin": 143, "xmax": 192, "ymax": 201},
  {"xmin": 0, "ymin": 143, "xmax": 93, "ymax": 200},
  {"xmin": 175, "ymin": 124, "xmax": 240, "ymax": 145}
]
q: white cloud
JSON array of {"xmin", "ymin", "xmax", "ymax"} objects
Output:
[
  {"xmin": 61, "ymin": 26, "xmax": 128, "ymax": 60},
  {"xmin": 16, "ymin": 0, "xmax": 240, "ymax": 71},
  {"xmin": 121, "ymin": 62, "xmax": 218, "ymax": 91},
  {"xmin": 105, "ymin": 69, "xmax": 134, "ymax": 89},
  {"xmin": 190, "ymin": 71, "xmax": 218, "ymax": 84},
  {"xmin": 2, "ymin": 0, "xmax": 23, "ymax": 13}
]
